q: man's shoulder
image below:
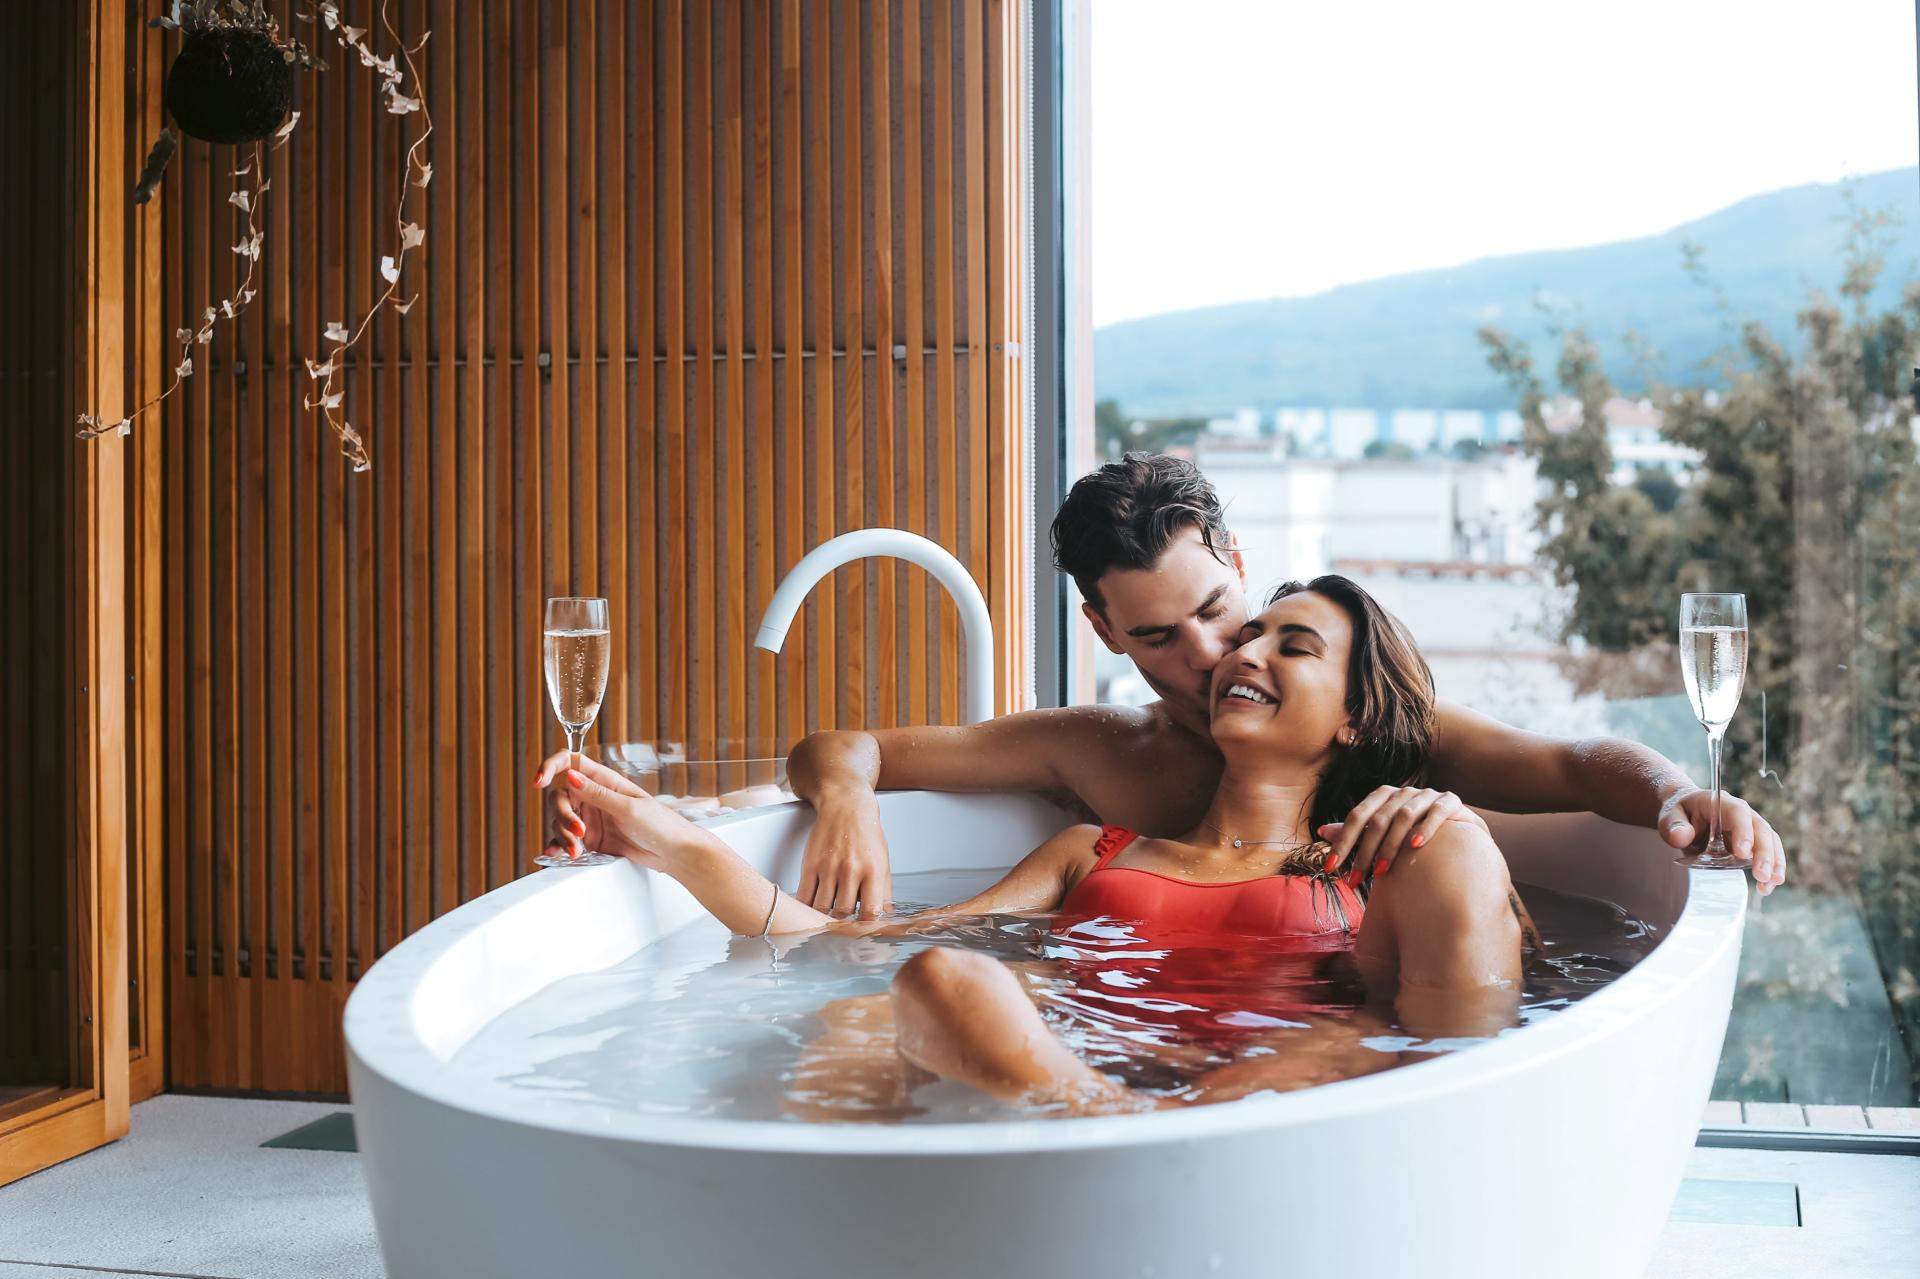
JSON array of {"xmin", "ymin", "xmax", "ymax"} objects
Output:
[{"xmin": 1011, "ymin": 701, "xmax": 1167, "ymax": 740}]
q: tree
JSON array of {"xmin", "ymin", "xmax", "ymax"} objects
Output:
[
  {"xmin": 1093, "ymin": 398, "xmax": 1207, "ymax": 460},
  {"xmin": 1482, "ymin": 215, "xmax": 1920, "ymax": 1089}
]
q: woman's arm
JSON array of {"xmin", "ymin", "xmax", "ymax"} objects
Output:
[
  {"xmin": 543, "ymin": 755, "xmax": 1093, "ymax": 937},
  {"xmin": 836, "ymin": 824, "xmax": 1100, "ymax": 936}
]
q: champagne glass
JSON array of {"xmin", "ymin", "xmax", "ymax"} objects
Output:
[
  {"xmin": 537, "ymin": 596, "xmax": 617, "ymax": 867},
  {"xmin": 1678, "ymin": 592, "xmax": 1748, "ymax": 869}
]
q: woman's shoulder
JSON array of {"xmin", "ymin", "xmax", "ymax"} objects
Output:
[{"xmin": 1035, "ymin": 822, "xmax": 1113, "ymax": 865}]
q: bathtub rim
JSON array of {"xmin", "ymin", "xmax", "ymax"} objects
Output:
[{"xmin": 344, "ymin": 797, "xmax": 1747, "ymax": 1157}]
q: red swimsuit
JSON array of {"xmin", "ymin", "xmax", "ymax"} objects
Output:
[
  {"xmin": 1060, "ymin": 826, "xmax": 1365, "ymax": 936},
  {"xmin": 1046, "ymin": 826, "xmax": 1364, "ymax": 1047}
]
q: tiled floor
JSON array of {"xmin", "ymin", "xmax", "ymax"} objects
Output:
[{"xmin": 0, "ymin": 1096, "xmax": 1915, "ymax": 1278}]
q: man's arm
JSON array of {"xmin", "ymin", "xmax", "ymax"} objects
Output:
[
  {"xmin": 1426, "ymin": 700, "xmax": 1786, "ymax": 892},
  {"xmin": 785, "ymin": 708, "xmax": 1129, "ymax": 916}
]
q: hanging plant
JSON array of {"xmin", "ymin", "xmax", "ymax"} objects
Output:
[
  {"xmin": 80, "ymin": 2, "xmax": 431, "ymax": 475},
  {"xmin": 134, "ymin": 1, "xmax": 327, "ymax": 203}
]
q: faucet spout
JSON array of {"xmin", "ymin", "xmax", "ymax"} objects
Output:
[{"xmin": 754, "ymin": 529, "xmax": 996, "ymax": 724}]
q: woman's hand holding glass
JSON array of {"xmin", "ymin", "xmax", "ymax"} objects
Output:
[{"xmin": 534, "ymin": 751, "xmax": 706, "ymax": 873}]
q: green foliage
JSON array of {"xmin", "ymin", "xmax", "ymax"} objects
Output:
[
  {"xmin": 1483, "ymin": 214, "xmax": 1920, "ymax": 1090},
  {"xmin": 1092, "ymin": 398, "xmax": 1206, "ymax": 460},
  {"xmin": 1362, "ymin": 440, "xmax": 1415, "ymax": 461}
]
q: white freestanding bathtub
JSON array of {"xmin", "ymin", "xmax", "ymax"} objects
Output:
[{"xmin": 345, "ymin": 793, "xmax": 1745, "ymax": 1279}]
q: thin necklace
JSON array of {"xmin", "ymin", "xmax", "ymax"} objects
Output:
[{"xmin": 1199, "ymin": 814, "xmax": 1316, "ymax": 851}]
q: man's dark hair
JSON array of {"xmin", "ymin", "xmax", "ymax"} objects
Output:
[{"xmin": 1049, "ymin": 453, "xmax": 1233, "ymax": 613}]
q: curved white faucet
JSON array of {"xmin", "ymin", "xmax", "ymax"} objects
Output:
[{"xmin": 754, "ymin": 529, "xmax": 996, "ymax": 724}]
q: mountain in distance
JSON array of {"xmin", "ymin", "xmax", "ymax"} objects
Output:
[{"xmin": 1093, "ymin": 166, "xmax": 1920, "ymax": 418}]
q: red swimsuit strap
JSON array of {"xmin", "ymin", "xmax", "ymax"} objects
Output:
[{"xmin": 1090, "ymin": 825, "xmax": 1140, "ymax": 871}]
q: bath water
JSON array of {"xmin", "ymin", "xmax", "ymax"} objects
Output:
[{"xmin": 450, "ymin": 868, "xmax": 1659, "ymax": 1124}]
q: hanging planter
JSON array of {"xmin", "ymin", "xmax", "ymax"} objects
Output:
[
  {"xmin": 81, "ymin": 1, "xmax": 431, "ymax": 476},
  {"xmin": 133, "ymin": 1, "xmax": 327, "ymax": 203},
  {"xmin": 166, "ymin": 25, "xmax": 298, "ymax": 145}
]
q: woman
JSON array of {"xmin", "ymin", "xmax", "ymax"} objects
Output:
[{"xmin": 536, "ymin": 576, "xmax": 1527, "ymax": 1116}]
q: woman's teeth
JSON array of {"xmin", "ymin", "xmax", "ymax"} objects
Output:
[{"xmin": 1224, "ymin": 684, "xmax": 1274, "ymax": 706}]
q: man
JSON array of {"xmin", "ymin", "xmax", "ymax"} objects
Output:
[{"xmin": 787, "ymin": 453, "xmax": 1786, "ymax": 915}]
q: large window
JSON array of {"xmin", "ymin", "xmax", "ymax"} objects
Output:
[{"xmin": 1070, "ymin": 0, "xmax": 1920, "ymax": 1123}]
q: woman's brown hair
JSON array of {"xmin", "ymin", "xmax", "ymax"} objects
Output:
[{"xmin": 1267, "ymin": 575, "xmax": 1438, "ymax": 835}]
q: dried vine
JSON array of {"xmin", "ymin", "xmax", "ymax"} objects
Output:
[
  {"xmin": 77, "ymin": 0, "xmax": 432, "ymax": 475},
  {"xmin": 298, "ymin": 0, "xmax": 432, "ymax": 472}
]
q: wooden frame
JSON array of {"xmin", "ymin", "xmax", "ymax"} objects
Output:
[{"xmin": 0, "ymin": 0, "xmax": 136, "ymax": 1187}]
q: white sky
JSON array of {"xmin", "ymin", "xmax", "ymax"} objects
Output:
[{"xmin": 1090, "ymin": 0, "xmax": 1920, "ymax": 327}]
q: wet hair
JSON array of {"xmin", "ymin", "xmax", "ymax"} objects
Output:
[
  {"xmin": 1266, "ymin": 575, "xmax": 1437, "ymax": 836},
  {"xmin": 1050, "ymin": 453, "xmax": 1233, "ymax": 613}
]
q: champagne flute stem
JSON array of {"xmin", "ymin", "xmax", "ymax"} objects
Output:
[
  {"xmin": 1705, "ymin": 727, "xmax": 1726, "ymax": 853},
  {"xmin": 564, "ymin": 726, "xmax": 584, "ymax": 859}
]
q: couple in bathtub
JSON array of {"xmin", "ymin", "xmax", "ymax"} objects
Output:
[{"xmin": 536, "ymin": 453, "xmax": 1784, "ymax": 1115}]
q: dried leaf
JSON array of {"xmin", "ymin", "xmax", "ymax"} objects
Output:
[
  {"xmin": 380, "ymin": 255, "xmax": 399, "ymax": 284},
  {"xmin": 271, "ymin": 111, "xmax": 302, "ymax": 147},
  {"xmin": 305, "ymin": 357, "xmax": 334, "ymax": 380},
  {"xmin": 196, "ymin": 327, "xmax": 214, "ymax": 345},
  {"xmin": 392, "ymin": 294, "xmax": 417, "ymax": 315},
  {"xmin": 229, "ymin": 189, "xmax": 252, "ymax": 213},
  {"xmin": 133, "ymin": 128, "xmax": 177, "ymax": 205},
  {"xmin": 221, "ymin": 299, "xmax": 236, "ymax": 318},
  {"xmin": 76, "ymin": 412, "xmax": 101, "ymax": 431},
  {"xmin": 117, "ymin": 418, "xmax": 133, "ymax": 438},
  {"xmin": 319, "ymin": 1, "xmax": 339, "ymax": 30},
  {"xmin": 323, "ymin": 391, "xmax": 343, "ymax": 409},
  {"xmin": 324, "ymin": 321, "xmax": 348, "ymax": 342},
  {"xmin": 237, "ymin": 286, "xmax": 257, "ymax": 307},
  {"xmin": 340, "ymin": 23, "xmax": 365, "ymax": 43},
  {"xmin": 175, "ymin": 327, "xmax": 193, "ymax": 344},
  {"xmin": 232, "ymin": 232, "xmax": 261, "ymax": 260},
  {"xmin": 399, "ymin": 221, "xmax": 425, "ymax": 250},
  {"xmin": 231, "ymin": 158, "xmax": 254, "ymax": 177},
  {"xmin": 412, "ymin": 162, "xmax": 433, "ymax": 189},
  {"xmin": 258, "ymin": 177, "xmax": 272, "ymax": 195},
  {"xmin": 387, "ymin": 92, "xmax": 421, "ymax": 115},
  {"xmin": 176, "ymin": 354, "xmax": 194, "ymax": 379},
  {"xmin": 202, "ymin": 306, "xmax": 217, "ymax": 325}
]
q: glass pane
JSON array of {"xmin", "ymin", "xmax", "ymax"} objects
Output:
[{"xmin": 1083, "ymin": 1, "xmax": 1920, "ymax": 1122}]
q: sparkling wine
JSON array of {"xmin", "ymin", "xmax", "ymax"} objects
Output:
[
  {"xmin": 1680, "ymin": 625, "xmax": 1747, "ymax": 728},
  {"xmin": 544, "ymin": 627, "xmax": 610, "ymax": 730}
]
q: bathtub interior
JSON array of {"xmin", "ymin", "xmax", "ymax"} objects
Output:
[{"xmin": 397, "ymin": 793, "xmax": 1696, "ymax": 1087}]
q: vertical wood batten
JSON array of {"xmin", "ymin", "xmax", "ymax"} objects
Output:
[{"xmin": 155, "ymin": 0, "xmax": 1026, "ymax": 1092}]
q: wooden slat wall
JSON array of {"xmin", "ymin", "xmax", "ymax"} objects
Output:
[{"xmin": 154, "ymin": 0, "xmax": 1030, "ymax": 1094}]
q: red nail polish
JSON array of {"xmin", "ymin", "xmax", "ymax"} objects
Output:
[
  {"xmin": 1374, "ymin": 859, "xmax": 1389, "ymax": 877},
  {"xmin": 567, "ymin": 769, "xmax": 586, "ymax": 790},
  {"xmin": 1409, "ymin": 834, "xmax": 1425, "ymax": 849},
  {"xmin": 532, "ymin": 769, "xmax": 545, "ymax": 789},
  {"xmin": 1322, "ymin": 852, "xmax": 1338, "ymax": 872},
  {"xmin": 570, "ymin": 819, "xmax": 585, "ymax": 837}
]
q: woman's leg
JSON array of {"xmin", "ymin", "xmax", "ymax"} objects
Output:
[
  {"xmin": 782, "ymin": 993, "xmax": 933, "ymax": 1124},
  {"xmin": 889, "ymin": 947, "xmax": 1160, "ymax": 1114}
]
